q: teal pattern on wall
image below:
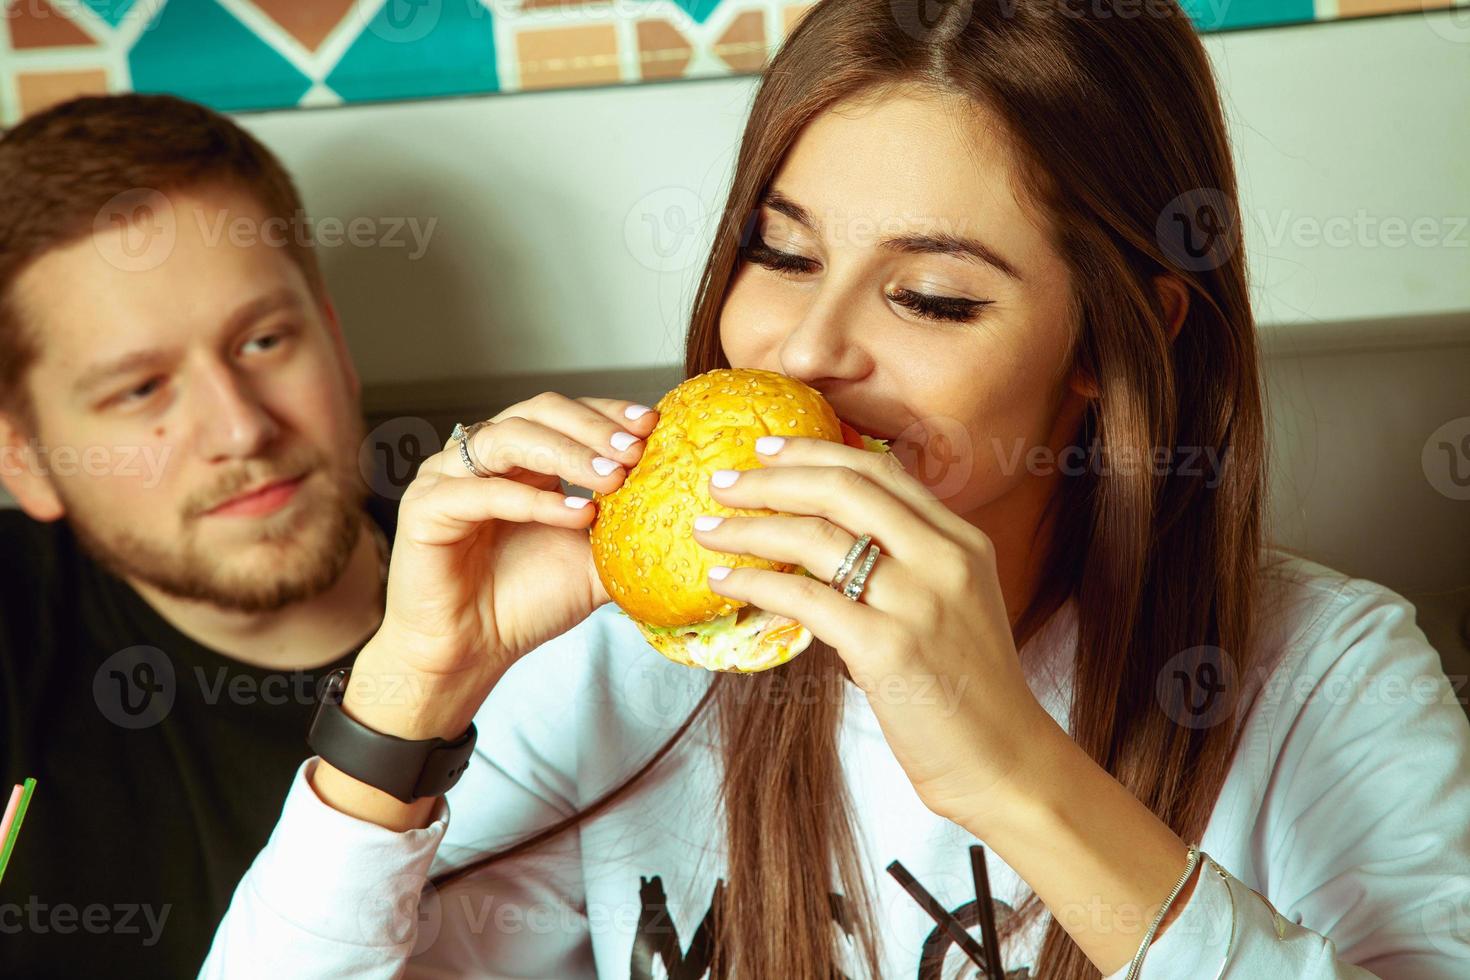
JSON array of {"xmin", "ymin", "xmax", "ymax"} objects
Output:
[{"xmin": 1, "ymin": 0, "xmax": 1466, "ymax": 126}]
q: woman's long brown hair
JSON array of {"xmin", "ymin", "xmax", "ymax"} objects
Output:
[{"xmin": 433, "ymin": 2, "xmax": 1271, "ymax": 976}]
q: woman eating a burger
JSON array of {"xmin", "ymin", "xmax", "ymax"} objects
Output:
[{"xmin": 206, "ymin": 1, "xmax": 1470, "ymax": 977}]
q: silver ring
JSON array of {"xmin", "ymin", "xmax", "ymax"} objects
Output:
[
  {"xmin": 828, "ymin": 534, "xmax": 872, "ymax": 590},
  {"xmin": 451, "ymin": 421, "xmax": 491, "ymax": 478},
  {"xmin": 842, "ymin": 543, "xmax": 880, "ymax": 603}
]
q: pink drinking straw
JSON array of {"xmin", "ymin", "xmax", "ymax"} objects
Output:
[{"xmin": 0, "ymin": 784, "xmax": 21, "ymax": 849}]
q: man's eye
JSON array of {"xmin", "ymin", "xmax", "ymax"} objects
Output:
[
  {"xmin": 241, "ymin": 332, "xmax": 286, "ymax": 355},
  {"xmin": 120, "ymin": 377, "xmax": 163, "ymax": 404},
  {"xmin": 739, "ymin": 239, "xmax": 820, "ymax": 276}
]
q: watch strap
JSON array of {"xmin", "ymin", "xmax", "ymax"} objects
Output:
[{"xmin": 308, "ymin": 668, "xmax": 476, "ymax": 804}]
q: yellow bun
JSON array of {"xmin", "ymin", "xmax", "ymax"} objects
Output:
[{"xmin": 590, "ymin": 368, "xmax": 842, "ymax": 670}]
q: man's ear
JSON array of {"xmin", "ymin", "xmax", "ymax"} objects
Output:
[
  {"xmin": 0, "ymin": 412, "xmax": 65, "ymax": 522},
  {"xmin": 1153, "ymin": 273, "xmax": 1189, "ymax": 344},
  {"xmin": 319, "ymin": 294, "xmax": 360, "ymax": 401}
]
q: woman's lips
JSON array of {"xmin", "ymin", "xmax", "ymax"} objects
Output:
[{"xmin": 205, "ymin": 475, "xmax": 306, "ymax": 518}]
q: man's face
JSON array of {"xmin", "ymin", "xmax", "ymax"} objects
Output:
[{"xmin": 8, "ymin": 184, "xmax": 367, "ymax": 613}]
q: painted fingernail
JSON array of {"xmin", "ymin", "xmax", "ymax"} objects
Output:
[
  {"xmin": 708, "ymin": 565, "xmax": 732, "ymax": 581},
  {"xmin": 592, "ymin": 456, "xmax": 620, "ymax": 476},
  {"xmin": 610, "ymin": 431, "xmax": 639, "ymax": 452},
  {"xmin": 625, "ymin": 404, "xmax": 653, "ymax": 420},
  {"xmin": 755, "ymin": 436, "xmax": 785, "ymax": 455},
  {"xmin": 710, "ymin": 469, "xmax": 740, "ymax": 489},
  {"xmin": 693, "ymin": 515, "xmax": 724, "ymax": 532},
  {"xmin": 564, "ymin": 496, "xmax": 592, "ymax": 509}
]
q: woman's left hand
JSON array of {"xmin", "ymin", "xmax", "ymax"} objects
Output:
[{"xmin": 695, "ymin": 434, "xmax": 1065, "ymax": 828}]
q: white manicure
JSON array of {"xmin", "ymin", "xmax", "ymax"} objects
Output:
[
  {"xmin": 694, "ymin": 515, "xmax": 724, "ymax": 531},
  {"xmin": 564, "ymin": 496, "xmax": 592, "ymax": 509},
  {"xmin": 610, "ymin": 431, "xmax": 638, "ymax": 452},
  {"xmin": 592, "ymin": 456, "xmax": 619, "ymax": 476},
  {"xmin": 624, "ymin": 404, "xmax": 652, "ymax": 420}
]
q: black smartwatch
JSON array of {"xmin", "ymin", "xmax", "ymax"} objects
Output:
[{"xmin": 307, "ymin": 667, "xmax": 477, "ymax": 804}]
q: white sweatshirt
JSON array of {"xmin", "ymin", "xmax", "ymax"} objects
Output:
[{"xmin": 202, "ymin": 552, "xmax": 1470, "ymax": 978}]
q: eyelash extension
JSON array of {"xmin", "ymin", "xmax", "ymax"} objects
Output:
[
  {"xmin": 740, "ymin": 237, "xmax": 992, "ymax": 324},
  {"xmin": 739, "ymin": 239, "xmax": 820, "ymax": 276},
  {"xmin": 886, "ymin": 287, "xmax": 992, "ymax": 324}
]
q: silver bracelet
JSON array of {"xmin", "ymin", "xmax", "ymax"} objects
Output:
[{"xmin": 1122, "ymin": 843, "xmax": 1202, "ymax": 980}]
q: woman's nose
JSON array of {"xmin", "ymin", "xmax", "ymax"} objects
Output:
[{"xmin": 777, "ymin": 283, "xmax": 872, "ymax": 385}]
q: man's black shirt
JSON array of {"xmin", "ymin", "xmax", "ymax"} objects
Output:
[{"xmin": 0, "ymin": 496, "xmax": 396, "ymax": 977}]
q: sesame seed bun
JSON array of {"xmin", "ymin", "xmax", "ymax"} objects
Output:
[{"xmin": 590, "ymin": 368, "xmax": 845, "ymax": 672}]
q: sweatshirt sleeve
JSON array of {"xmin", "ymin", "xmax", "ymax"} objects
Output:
[
  {"xmin": 200, "ymin": 615, "xmax": 624, "ymax": 978},
  {"xmin": 1105, "ymin": 580, "xmax": 1470, "ymax": 979}
]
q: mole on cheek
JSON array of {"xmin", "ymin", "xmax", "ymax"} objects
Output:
[{"xmin": 153, "ymin": 427, "xmax": 165, "ymax": 440}]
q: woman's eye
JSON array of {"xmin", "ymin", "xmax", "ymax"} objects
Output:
[
  {"xmin": 739, "ymin": 238, "xmax": 820, "ymax": 276},
  {"xmin": 887, "ymin": 287, "xmax": 992, "ymax": 324}
]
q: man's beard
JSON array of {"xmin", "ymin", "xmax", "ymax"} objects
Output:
[{"xmin": 60, "ymin": 437, "xmax": 370, "ymax": 615}]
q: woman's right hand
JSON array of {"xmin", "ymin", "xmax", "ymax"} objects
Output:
[
  {"xmin": 375, "ymin": 392, "xmax": 656, "ymax": 683},
  {"xmin": 314, "ymin": 393, "xmax": 657, "ymax": 828}
]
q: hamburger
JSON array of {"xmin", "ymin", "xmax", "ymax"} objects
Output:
[{"xmin": 590, "ymin": 368, "xmax": 889, "ymax": 672}]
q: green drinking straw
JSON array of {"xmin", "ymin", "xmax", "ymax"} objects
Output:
[{"xmin": 0, "ymin": 777, "xmax": 37, "ymax": 887}]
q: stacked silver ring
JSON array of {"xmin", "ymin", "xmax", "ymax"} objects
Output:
[
  {"xmin": 829, "ymin": 533, "xmax": 881, "ymax": 603},
  {"xmin": 451, "ymin": 421, "xmax": 491, "ymax": 478}
]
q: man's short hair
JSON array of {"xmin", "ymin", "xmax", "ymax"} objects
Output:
[{"xmin": 0, "ymin": 93, "xmax": 327, "ymax": 430}]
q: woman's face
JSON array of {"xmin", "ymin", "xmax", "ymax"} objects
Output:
[{"xmin": 720, "ymin": 84, "xmax": 1092, "ymax": 543}]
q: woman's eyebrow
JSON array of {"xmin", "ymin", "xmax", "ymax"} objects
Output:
[
  {"xmin": 879, "ymin": 232, "xmax": 1023, "ymax": 282},
  {"xmin": 762, "ymin": 190, "xmax": 817, "ymax": 230},
  {"xmin": 760, "ymin": 190, "xmax": 1022, "ymax": 282}
]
